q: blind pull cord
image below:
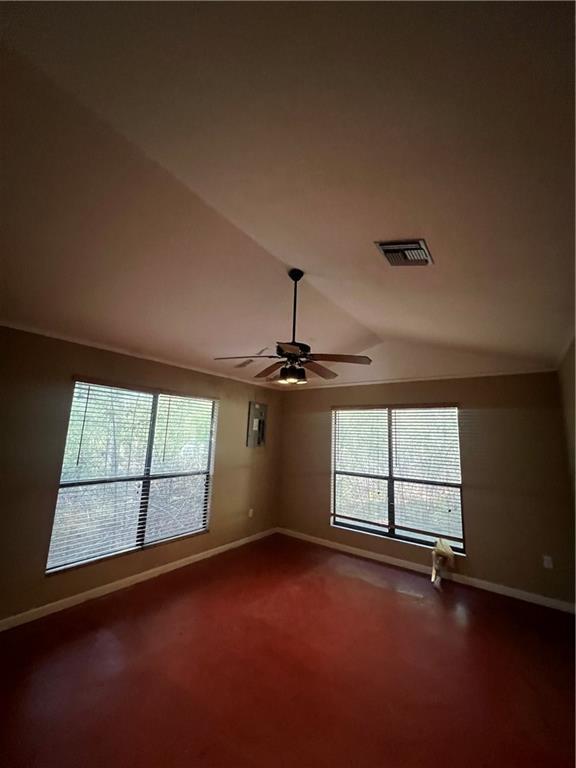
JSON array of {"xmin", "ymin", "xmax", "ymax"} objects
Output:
[
  {"xmin": 162, "ymin": 399, "xmax": 171, "ymax": 463},
  {"xmin": 75, "ymin": 385, "xmax": 91, "ymax": 466}
]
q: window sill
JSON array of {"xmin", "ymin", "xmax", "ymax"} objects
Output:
[
  {"xmin": 331, "ymin": 520, "xmax": 466, "ymax": 557},
  {"xmin": 45, "ymin": 526, "xmax": 210, "ymax": 576}
]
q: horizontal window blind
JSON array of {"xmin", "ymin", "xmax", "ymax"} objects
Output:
[
  {"xmin": 334, "ymin": 409, "xmax": 388, "ymax": 475},
  {"xmin": 60, "ymin": 383, "xmax": 153, "ymax": 483},
  {"xmin": 332, "ymin": 406, "xmax": 464, "ymax": 551},
  {"xmin": 47, "ymin": 382, "xmax": 218, "ymax": 572},
  {"xmin": 392, "ymin": 408, "xmax": 461, "ymax": 484}
]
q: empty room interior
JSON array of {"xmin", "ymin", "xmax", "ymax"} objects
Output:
[{"xmin": 0, "ymin": 3, "xmax": 574, "ymax": 767}]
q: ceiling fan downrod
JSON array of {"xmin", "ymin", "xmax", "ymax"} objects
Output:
[{"xmin": 288, "ymin": 268, "xmax": 304, "ymax": 343}]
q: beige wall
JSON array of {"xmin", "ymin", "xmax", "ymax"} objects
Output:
[
  {"xmin": 279, "ymin": 373, "xmax": 574, "ymax": 602},
  {"xmin": 558, "ymin": 339, "xmax": 575, "ymax": 490},
  {"xmin": 0, "ymin": 327, "xmax": 281, "ymax": 620}
]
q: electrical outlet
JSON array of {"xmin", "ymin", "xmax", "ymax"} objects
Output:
[
  {"xmin": 248, "ymin": 508, "xmax": 254, "ymax": 519},
  {"xmin": 543, "ymin": 554, "xmax": 554, "ymax": 570}
]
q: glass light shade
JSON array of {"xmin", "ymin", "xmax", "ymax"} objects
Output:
[{"xmin": 279, "ymin": 364, "xmax": 303, "ymax": 385}]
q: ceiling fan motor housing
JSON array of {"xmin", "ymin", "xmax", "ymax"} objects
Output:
[{"xmin": 276, "ymin": 341, "xmax": 311, "ymax": 358}]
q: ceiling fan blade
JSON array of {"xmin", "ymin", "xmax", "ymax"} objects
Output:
[
  {"xmin": 302, "ymin": 360, "xmax": 338, "ymax": 379},
  {"xmin": 214, "ymin": 355, "xmax": 279, "ymax": 360},
  {"xmin": 308, "ymin": 354, "xmax": 372, "ymax": 365},
  {"xmin": 255, "ymin": 361, "xmax": 285, "ymax": 379}
]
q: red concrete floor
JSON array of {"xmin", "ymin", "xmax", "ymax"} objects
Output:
[{"xmin": 0, "ymin": 535, "xmax": 573, "ymax": 768}]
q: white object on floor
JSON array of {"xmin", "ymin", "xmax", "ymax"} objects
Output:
[{"xmin": 431, "ymin": 538, "xmax": 455, "ymax": 590}]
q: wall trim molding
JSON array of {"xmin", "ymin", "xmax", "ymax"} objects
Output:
[
  {"xmin": 0, "ymin": 529, "xmax": 275, "ymax": 633},
  {"xmin": 276, "ymin": 528, "xmax": 575, "ymax": 614},
  {"xmin": 0, "ymin": 322, "xmax": 275, "ymax": 390},
  {"xmin": 1, "ymin": 324, "xmax": 557, "ymax": 392},
  {"xmin": 281, "ymin": 367, "xmax": 557, "ymax": 390}
]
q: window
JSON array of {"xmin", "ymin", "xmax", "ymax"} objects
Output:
[
  {"xmin": 46, "ymin": 381, "xmax": 218, "ymax": 572},
  {"xmin": 331, "ymin": 407, "xmax": 464, "ymax": 552}
]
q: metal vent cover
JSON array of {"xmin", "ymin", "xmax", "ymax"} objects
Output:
[{"xmin": 375, "ymin": 239, "xmax": 433, "ymax": 266}]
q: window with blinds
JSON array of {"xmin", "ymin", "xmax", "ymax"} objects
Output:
[
  {"xmin": 331, "ymin": 407, "xmax": 464, "ymax": 552},
  {"xmin": 46, "ymin": 381, "xmax": 218, "ymax": 572}
]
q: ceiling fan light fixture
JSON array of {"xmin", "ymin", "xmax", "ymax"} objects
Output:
[
  {"xmin": 278, "ymin": 365, "xmax": 294, "ymax": 384},
  {"xmin": 296, "ymin": 368, "xmax": 307, "ymax": 385},
  {"xmin": 278, "ymin": 364, "xmax": 302, "ymax": 385}
]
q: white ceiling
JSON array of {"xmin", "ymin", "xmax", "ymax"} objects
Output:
[{"xmin": 1, "ymin": 3, "xmax": 574, "ymax": 387}]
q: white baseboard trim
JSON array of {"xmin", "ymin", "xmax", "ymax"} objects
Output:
[
  {"xmin": 2, "ymin": 527, "xmax": 572, "ymax": 631},
  {"xmin": 0, "ymin": 529, "xmax": 275, "ymax": 633},
  {"xmin": 276, "ymin": 528, "xmax": 575, "ymax": 614}
]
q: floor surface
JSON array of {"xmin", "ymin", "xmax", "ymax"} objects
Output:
[{"xmin": 0, "ymin": 534, "xmax": 573, "ymax": 767}]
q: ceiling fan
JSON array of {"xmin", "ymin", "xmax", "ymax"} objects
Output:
[{"xmin": 215, "ymin": 268, "xmax": 372, "ymax": 385}]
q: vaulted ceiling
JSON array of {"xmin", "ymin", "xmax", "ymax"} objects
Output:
[{"xmin": 1, "ymin": 3, "xmax": 574, "ymax": 387}]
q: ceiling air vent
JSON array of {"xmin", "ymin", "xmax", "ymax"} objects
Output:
[{"xmin": 375, "ymin": 239, "xmax": 433, "ymax": 266}]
